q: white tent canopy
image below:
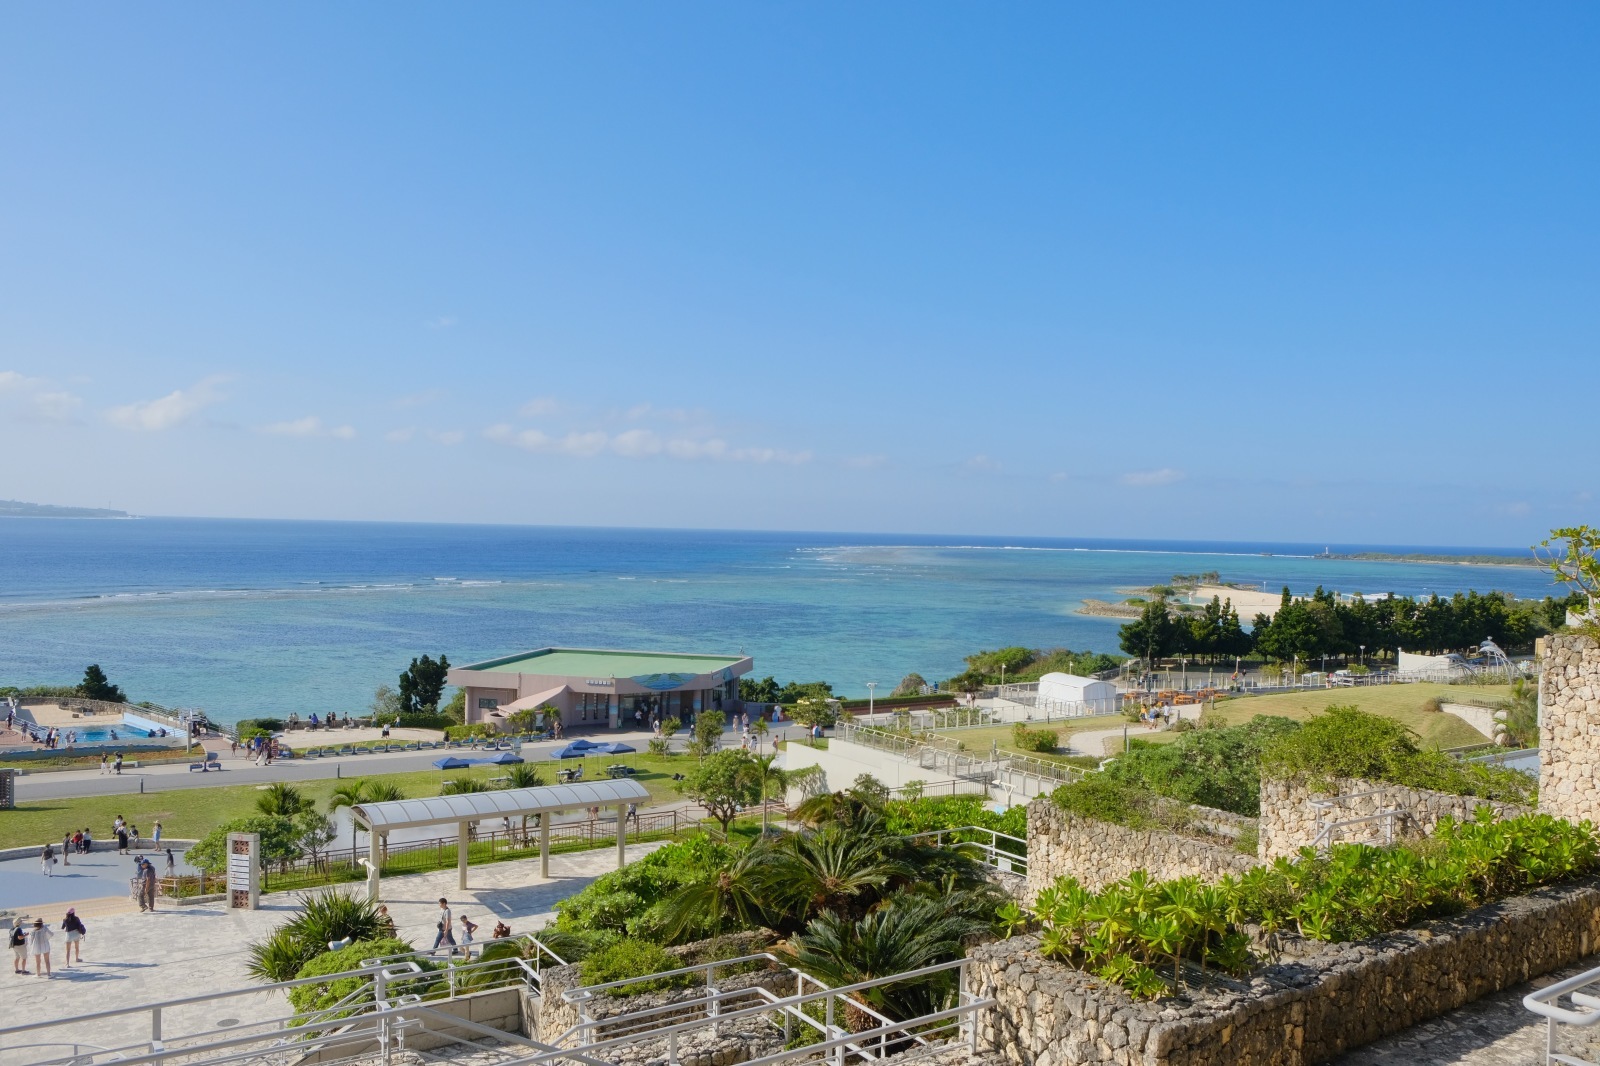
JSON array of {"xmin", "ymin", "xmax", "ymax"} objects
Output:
[
  {"xmin": 349, "ymin": 779, "xmax": 651, "ymax": 899},
  {"xmin": 1036, "ymin": 672, "xmax": 1119, "ymax": 714}
]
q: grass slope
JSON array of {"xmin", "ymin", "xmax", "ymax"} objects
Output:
[{"xmin": 1201, "ymin": 683, "xmax": 1505, "ymax": 749}]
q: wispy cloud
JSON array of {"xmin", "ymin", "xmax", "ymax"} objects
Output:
[
  {"xmin": 964, "ymin": 454, "xmax": 1001, "ymax": 472},
  {"xmin": 32, "ymin": 391, "xmax": 82, "ymax": 420},
  {"xmin": 844, "ymin": 454, "xmax": 887, "ymax": 470},
  {"xmin": 424, "ymin": 316, "xmax": 457, "ymax": 330},
  {"xmin": 484, "ymin": 424, "xmax": 809, "ymax": 465},
  {"xmin": 385, "ymin": 428, "xmax": 416, "ymax": 443},
  {"xmin": 0, "ymin": 371, "xmax": 83, "ymax": 422},
  {"xmin": 107, "ymin": 377, "xmax": 227, "ymax": 432},
  {"xmin": 519, "ymin": 397, "xmax": 560, "ymax": 417},
  {"xmin": 0, "ymin": 371, "xmax": 39, "ymax": 392},
  {"xmin": 1495, "ymin": 500, "xmax": 1532, "ymax": 517},
  {"xmin": 262, "ymin": 416, "xmax": 356, "ymax": 440},
  {"xmin": 428, "ymin": 429, "xmax": 465, "ymax": 446},
  {"xmin": 1121, "ymin": 468, "xmax": 1185, "ymax": 487}
]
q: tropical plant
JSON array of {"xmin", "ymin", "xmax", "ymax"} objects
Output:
[
  {"xmin": 750, "ymin": 753, "xmax": 788, "ymax": 834},
  {"xmin": 579, "ymin": 938, "xmax": 688, "ymax": 996},
  {"xmin": 286, "ymin": 938, "xmax": 432, "ymax": 1025},
  {"xmin": 1010, "ymin": 724, "xmax": 1059, "ymax": 754},
  {"xmin": 257, "ymin": 782, "xmax": 314, "ymax": 817},
  {"xmin": 656, "ymin": 844, "xmax": 774, "ymax": 943},
  {"xmin": 398, "ymin": 654, "xmax": 451, "ymax": 715},
  {"xmin": 690, "ymin": 709, "xmax": 726, "ymax": 758},
  {"xmin": 247, "ymin": 891, "xmax": 392, "ymax": 982},
  {"xmin": 187, "ymin": 816, "xmax": 306, "ymax": 873},
  {"xmin": 785, "ymin": 893, "xmax": 986, "ymax": 1025},
  {"xmin": 500, "ymin": 764, "xmax": 547, "ymax": 790},
  {"xmin": 364, "ymin": 781, "xmax": 405, "ymax": 803},
  {"xmin": 78, "ymin": 663, "xmax": 126, "ymax": 703},
  {"xmin": 1101, "ymin": 715, "xmax": 1300, "ymax": 816},
  {"xmin": 441, "ymin": 776, "xmax": 492, "ymax": 795},
  {"xmin": 677, "ymin": 749, "xmax": 761, "ymax": 832}
]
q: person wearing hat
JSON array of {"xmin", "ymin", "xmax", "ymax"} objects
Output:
[
  {"xmin": 9, "ymin": 918, "xmax": 28, "ymax": 974},
  {"xmin": 28, "ymin": 918, "xmax": 52, "ymax": 977},
  {"xmin": 61, "ymin": 908, "xmax": 86, "ymax": 964}
]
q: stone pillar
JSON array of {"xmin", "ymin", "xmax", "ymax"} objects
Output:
[
  {"xmin": 615, "ymin": 804, "xmax": 627, "ymax": 868},
  {"xmin": 457, "ymin": 820, "xmax": 470, "ymax": 890},
  {"xmin": 366, "ymin": 830, "xmax": 382, "ymax": 902},
  {"xmin": 540, "ymin": 815, "xmax": 550, "ymax": 879},
  {"xmin": 227, "ymin": 831, "xmax": 260, "ymax": 910},
  {"xmin": 1540, "ymin": 633, "xmax": 1600, "ymax": 823}
]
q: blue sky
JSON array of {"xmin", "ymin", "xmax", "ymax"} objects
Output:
[{"xmin": 1, "ymin": 4, "xmax": 1595, "ymax": 545}]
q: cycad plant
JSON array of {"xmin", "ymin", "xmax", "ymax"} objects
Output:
[
  {"xmin": 258, "ymin": 782, "xmax": 314, "ymax": 817},
  {"xmin": 441, "ymin": 776, "xmax": 492, "ymax": 795},
  {"xmin": 246, "ymin": 890, "xmax": 393, "ymax": 982}
]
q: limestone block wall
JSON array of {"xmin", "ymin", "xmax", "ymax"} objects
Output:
[
  {"xmin": 1541, "ymin": 633, "xmax": 1600, "ymax": 824},
  {"xmin": 1024, "ymin": 797, "xmax": 1255, "ymax": 901},
  {"xmin": 1257, "ymin": 776, "xmax": 1526, "ymax": 861},
  {"xmin": 967, "ymin": 877, "xmax": 1600, "ymax": 1066}
]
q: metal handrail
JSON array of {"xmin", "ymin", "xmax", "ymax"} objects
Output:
[{"xmin": 1524, "ymin": 962, "xmax": 1600, "ymax": 1065}]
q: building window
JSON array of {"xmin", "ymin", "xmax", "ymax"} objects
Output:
[{"xmin": 478, "ymin": 698, "xmax": 499, "ymax": 710}]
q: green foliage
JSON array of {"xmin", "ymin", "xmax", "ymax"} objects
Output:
[
  {"xmin": 691, "ymin": 709, "xmax": 726, "ymax": 757},
  {"xmin": 398, "ymin": 654, "xmax": 451, "ymax": 716},
  {"xmin": 396, "ymin": 713, "xmax": 454, "ymax": 729},
  {"xmin": 553, "ymin": 836, "xmax": 736, "ymax": 942},
  {"xmin": 235, "ymin": 717, "xmax": 286, "ymax": 740},
  {"xmin": 286, "ymin": 938, "xmax": 429, "ymax": 1023},
  {"xmin": 1102, "ymin": 716, "xmax": 1300, "ymax": 816},
  {"xmin": 440, "ymin": 688, "xmax": 466, "ymax": 724},
  {"xmin": 880, "ymin": 795, "xmax": 1026, "ymax": 841},
  {"xmin": 779, "ymin": 680, "xmax": 834, "ymax": 703},
  {"xmin": 187, "ymin": 816, "xmax": 305, "ymax": 873},
  {"xmin": 1011, "ymin": 724, "xmax": 1059, "ymax": 754},
  {"xmin": 1051, "ymin": 776, "xmax": 1195, "ymax": 834},
  {"xmin": 1259, "ymin": 705, "xmax": 1536, "ymax": 804},
  {"xmin": 78, "ymin": 664, "xmax": 126, "ymax": 703},
  {"xmin": 441, "ymin": 776, "xmax": 492, "ymax": 795},
  {"xmin": 1233, "ymin": 810, "xmax": 1600, "ymax": 943},
  {"xmin": 579, "ymin": 938, "xmax": 688, "ymax": 995},
  {"xmin": 1499, "ymin": 679, "xmax": 1539, "ymax": 748},
  {"xmin": 1120, "ymin": 598, "xmax": 1178, "ymax": 662},
  {"xmin": 739, "ymin": 676, "xmax": 782, "ymax": 703},
  {"xmin": 1537, "ymin": 526, "xmax": 1600, "ymax": 616},
  {"xmin": 445, "ymin": 723, "xmax": 494, "ymax": 741},
  {"xmin": 1027, "ymin": 871, "xmax": 1252, "ymax": 999},
  {"xmin": 370, "ymin": 685, "xmax": 402, "ymax": 723},
  {"xmin": 247, "ymin": 892, "xmax": 391, "ymax": 982},
  {"xmin": 788, "ymin": 698, "xmax": 837, "ymax": 731},
  {"xmin": 257, "ymin": 782, "xmax": 314, "ymax": 817},
  {"xmin": 677, "ymin": 749, "xmax": 762, "ymax": 831}
]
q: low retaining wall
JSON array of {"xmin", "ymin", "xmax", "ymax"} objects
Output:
[
  {"xmin": 1257, "ymin": 776, "xmax": 1527, "ymax": 860},
  {"xmin": 970, "ymin": 876, "xmax": 1600, "ymax": 1066},
  {"xmin": 293, "ymin": 987, "xmax": 529, "ymax": 1064},
  {"xmin": 1024, "ymin": 798, "xmax": 1255, "ymax": 900}
]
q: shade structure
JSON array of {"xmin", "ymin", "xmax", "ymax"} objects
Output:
[
  {"xmin": 549, "ymin": 740, "xmax": 599, "ymax": 759},
  {"xmin": 349, "ymin": 778, "xmax": 653, "ymax": 901},
  {"xmin": 433, "ymin": 752, "xmax": 525, "ymax": 769},
  {"xmin": 433, "ymin": 755, "xmax": 475, "ymax": 769},
  {"xmin": 591, "ymin": 741, "xmax": 635, "ymax": 755},
  {"xmin": 483, "ymin": 751, "xmax": 525, "ymax": 765}
]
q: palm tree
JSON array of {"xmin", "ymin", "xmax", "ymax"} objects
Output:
[
  {"xmin": 499, "ymin": 765, "xmax": 547, "ymax": 839},
  {"xmin": 257, "ymin": 782, "xmax": 313, "ymax": 817},
  {"xmin": 364, "ymin": 782, "xmax": 405, "ymax": 803},
  {"xmin": 441, "ymin": 776, "xmax": 491, "ymax": 795},
  {"xmin": 328, "ymin": 781, "xmax": 369, "ymax": 860},
  {"xmin": 765, "ymin": 822, "xmax": 908, "ymax": 928},
  {"xmin": 751, "ymin": 753, "xmax": 787, "ymax": 835},
  {"xmin": 785, "ymin": 893, "xmax": 985, "ymax": 1026},
  {"xmin": 658, "ymin": 842, "xmax": 776, "ymax": 943}
]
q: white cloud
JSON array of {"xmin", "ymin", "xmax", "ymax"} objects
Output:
[
  {"xmin": 386, "ymin": 427, "xmax": 416, "ymax": 443},
  {"xmin": 519, "ymin": 397, "xmax": 560, "ymax": 417},
  {"xmin": 964, "ymin": 454, "xmax": 1001, "ymax": 472},
  {"xmin": 263, "ymin": 416, "xmax": 356, "ymax": 440},
  {"xmin": 32, "ymin": 391, "xmax": 82, "ymax": 420},
  {"xmin": 1496, "ymin": 500, "xmax": 1532, "ymax": 517},
  {"xmin": 428, "ymin": 429, "xmax": 465, "ymax": 446},
  {"xmin": 0, "ymin": 371, "xmax": 39, "ymax": 392},
  {"xmin": 485, "ymin": 423, "xmax": 809, "ymax": 465},
  {"xmin": 424, "ymin": 316, "xmax": 457, "ymax": 329},
  {"xmin": 107, "ymin": 377, "xmax": 226, "ymax": 431},
  {"xmin": 1121, "ymin": 468, "xmax": 1185, "ymax": 487}
]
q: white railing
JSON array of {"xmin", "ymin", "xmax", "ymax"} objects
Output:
[
  {"xmin": 1523, "ymin": 961, "xmax": 1600, "ymax": 1064},
  {"xmin": 908, "ymin": 825, "xmax": 1027, "ymax": 877}
]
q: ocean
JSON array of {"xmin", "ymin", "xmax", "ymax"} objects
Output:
[{"xmin": 0, "ymin": 518, "xmax": 1561, "ymax": 724}]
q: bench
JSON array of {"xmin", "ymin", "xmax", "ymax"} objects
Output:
[{"xmin": 188, "ymin": 753, "xmax": 222, "ymax": 773}]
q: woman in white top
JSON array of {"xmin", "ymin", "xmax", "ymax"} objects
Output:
[{"xmin": 28, "ymin": 919, "xmax": 53, "ymax": 977}]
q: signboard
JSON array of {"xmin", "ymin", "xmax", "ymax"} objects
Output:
[{"xmin": 227, "ymin": 832, "xmax": 260, "ymax": 910}]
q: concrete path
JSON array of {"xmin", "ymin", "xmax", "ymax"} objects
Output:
[
  {"xmin": 0, "ymin": 840, "xmax": 668, "ymax": 1058},
  {"xmin": 12, "ymin": 727, "xmax": 667, "ymax": 801}
]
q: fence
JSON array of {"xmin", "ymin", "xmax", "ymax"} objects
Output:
[
  {"xmin": 907, "ymin": 825, "xmax": 1027, "ymax": 876},
  {"xmin": 837, "ymin": 721, "xmax": 1091, "ymax": 803}
]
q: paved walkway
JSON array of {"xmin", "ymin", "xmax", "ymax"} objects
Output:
[{"xmin": 0, "ymin": 840, "xmax": 668, "ymax": 1058}]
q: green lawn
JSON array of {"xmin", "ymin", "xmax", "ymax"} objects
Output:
[
  {"xmin": 0, "ymin": 750, "xmax": 708, "ymax": 850},
  {"xmin": 1201, "ymin": 682, "xmax": 1508, "ymax": 749},
  {"xmin": 926, "ymin": 717, "xmax": 1133, "ymax": 763}
]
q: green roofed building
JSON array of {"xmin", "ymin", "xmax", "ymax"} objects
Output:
[{"xmin": 447, "ymin": 647, "xmax": 753, "ymax": 732}]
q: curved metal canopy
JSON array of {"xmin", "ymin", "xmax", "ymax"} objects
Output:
[{"xmin": 350, "ymin": 778, "xmax": 650, "ymax": 833}]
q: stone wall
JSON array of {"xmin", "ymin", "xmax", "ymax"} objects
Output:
[
  {"xmin": 968, "ymin": 876, "xmax": 1600, "ymax": 1066},
  {"xmin": 1257, "ymin": 776, "xmax": 1527, "ymax": 860},
  {"xmin": 1542, "ymin": 633, "xmax": 1600, "ymax": 824},
  {"xmin": 1024, "ymin": 797, "xmax": 1255, "ymax": 901}
]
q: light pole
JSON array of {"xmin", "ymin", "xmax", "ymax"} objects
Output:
[
  {"xmin": 866, "ymin": 682, "xmax": 878, "ymax": 718},
  {"xmin": 1359, "ymin": 645, "xmax": 1365, "ymax": 668}
]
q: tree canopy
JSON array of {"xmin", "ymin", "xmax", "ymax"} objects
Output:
[
  {"xmin": 398, "ymin": 654, "xmax": 450, "ymax": 715},
  {"xmin": 78, "ymin": 664, "xmax": 125, "ymax": 703}
]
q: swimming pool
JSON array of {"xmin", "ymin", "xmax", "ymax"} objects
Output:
[{"xmin": 53, "ymin": 723, "xmax": 154, "ymax": 744}]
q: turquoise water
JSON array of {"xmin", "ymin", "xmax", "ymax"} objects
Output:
[{"xmin": 0, "ymin": 519, "xmax": 1559, "ymax": 723}]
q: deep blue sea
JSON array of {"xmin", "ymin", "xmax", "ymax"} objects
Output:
[{"xmin": 0, "ymin": 518, "xmax": 1561, "ymax": 723}]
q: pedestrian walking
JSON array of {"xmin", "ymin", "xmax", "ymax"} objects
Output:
[
  {"xmin": 113, "ymin": 751, "xmax": 123, "ymax": 774},
  {"xmin": 431, "ymin": 898, "xmax": 455, "ymax": 953},
  {"xmin": 152, "ymin": 821, "xmax": 162, "ymax": 843},
  {"xmin": 140, "ymin": 856, "xmax": 158, "ymax": 912},
  {"xmin": 10, "ymin": 918, "xmax": 28, "ymax": 974},
  {"xmin": 458, "ymin": 915, "xmax": 478, "ymax": 959},
  {"xmin": 99, "ymin": 752, "xmax": 109, "ymax": 774},
  {"xmin": 116, "ymin": 827, "xmax": 129, "ymax": 854},
  {"xmin": 61, "ymin": 833, "xmax": 71, "ymax": 866},
  {"xmin": 28, "ymin": 919, "xmax": 52, "ymax": 977},
  {"xmin": 41, "ymin": 842, "xmax": 56, "ymax": 877},
  {"xmin": 81, "ymin": 827, "xmax": 93, "ymax": 853},
  {"xmin": 626, "ymin": 802, "xmax": 638, "ymax": 826},
  {"xmin": 165, "ymin": 847, "xmax": 176, "ymax": 877},
  {"xmin": 61, "ymin": 909, "xmax": 86, "ymax": 965},
  {"xmin": 376, "ymin": 905, "xmax": 396, "ymax": 938}
]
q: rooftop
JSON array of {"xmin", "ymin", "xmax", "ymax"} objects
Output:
[{"xmin": 459, "ymin": 647, "xmax": 747, "ymax": 678}]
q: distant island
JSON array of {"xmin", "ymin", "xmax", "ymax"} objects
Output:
[
  {"xmin": 1313, "ymin": 550, "xmax": 1539, "ymax": 568},
  {"xmin": 0, "ymin": 499, "xmax": 130, "ymax": 518}
]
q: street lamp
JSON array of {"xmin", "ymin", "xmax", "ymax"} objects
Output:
[
  {"xmin": 1359, "ymin": 645, "xmax": 1365, "ymax": 667},
  {"xmin": 866, "ymin": 681, "xmax": 878, "ymax": 717}
]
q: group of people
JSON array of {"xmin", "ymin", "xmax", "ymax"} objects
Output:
[
  {"xmin": 230, "ymin": 734, "xmax": 281, "ymax": 764},
  {"xmin": 130, "ymin": 853, "xmax": 164, "ymax": 911},
  {"xmin": 98, "ymin": 751, "xmax": 126, "ymax": 774},
  {"xmin": 10, "ymin": 910, "xmax": 86, "ymax": 977},
  {"xmin": 287, "ymin": 711, "xmax": 354, "ymax": 731},
  {"xmin": 429, "ymin": 897, "xmax": 486, "ymax": 959}
]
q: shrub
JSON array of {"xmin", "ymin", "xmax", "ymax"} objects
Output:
[
  {"xmin": 246, "ymin": 891, "xmax": 392, "ymax": 982},
  {"xmin": 579, "ymin": 938, "xmax": 688, "ymax": 995},
  {"xmin": 188, "ymin": 816, "xmax": 306, "ymax": 873},
  {"xmin": 445, "ymin": 723, "xmax": 494, "ymax": 741},
  {"xmin": 396, "ymin": 713, "xmax": 454, "ymax": 729},
  {"xmin": 554, "ymin": 836, "xmax": 734, "ymax": 939},
  {"xmin": 1103, "ymin": 716, "xmax": 1299, "ymax": 816},
  {"xmin": 1011, "ymin": 724, "xmax": 1059, "ymax": 753},
  {"xmin": 1050, "ymin": 776, "xmax": 1194, "ymax": 835},
  {"xmin": 1259, "ymin": 705, "xmax": 1535, "ymax": 804},
  {"xmin": 1421, "ymin": 697, "xmax": 1443, "ymax": 714},
  {"xmin": 287, "ymin": 938, "xmax": 432, "ymax": 1023},
  {"xmin": 235, "ymin": 717, "xmax": 286, "ymax": 740}
]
